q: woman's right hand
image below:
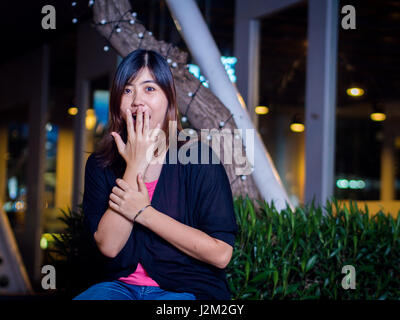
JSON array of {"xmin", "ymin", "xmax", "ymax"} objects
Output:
[{"xmin": 111, "ymin": 107, "xmax": 162, "ymax": 173}]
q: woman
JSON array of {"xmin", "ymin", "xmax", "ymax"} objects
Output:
[{"xmin": 73, "ymin": 49, "xmax": 237, "ymax": 300}]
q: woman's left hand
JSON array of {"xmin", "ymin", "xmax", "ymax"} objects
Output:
[{"xmin": 109, "ymin": 173, "xmax": 150, "ymax": 222}]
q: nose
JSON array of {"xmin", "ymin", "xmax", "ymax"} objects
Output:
[
  {"xmin": 131, "ymin": 90, "xmax": 145, "ymax": 107},
  {"xmin": 130, "ymin": 95, "xmax": 151, "ymax": 115}
]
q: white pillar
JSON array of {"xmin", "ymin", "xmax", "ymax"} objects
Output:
[
  {"xmin": 304, "ymin": 0, "xmax": 339, "ymax": 206},
  {"xmin": 234, "ymin": 17, "xmax": 260, "ymax": 127}
]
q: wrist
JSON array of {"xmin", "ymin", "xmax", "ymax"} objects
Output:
[
  {"xmin": 134, "ymin": 205, "xmax": 154, "ymax": 225},
  {"xmin": 124, "ymin": 164, "xmax": 144, "ymax": 183},
  {"xmin": 125, "ymin": 163, "xmax": 142, "ymax": 172}
]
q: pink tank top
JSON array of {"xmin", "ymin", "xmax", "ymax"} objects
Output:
[{"xmin": 118, "ymin": 179, "xmax": 160, "ymax": 286}]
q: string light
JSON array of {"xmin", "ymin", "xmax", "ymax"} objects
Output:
[
  {"xmin": 138, "ymin": 32, "xmax": 144, "ymax": 48},
  {"xmin": 89, "ymin": 7, "xmax": 144, "ymax": 54},
  {"xmin": 218, "ymin": 113, "xmax": 234, "ymax": 129},
  {"xmin": 230, "ymin": 175, "xmax": 248, "ymax": 186},
  {"xmin": 180, "ymin": 81, "xmax": 203, "ymax": 123},
  {"xmin": 163, "ymin": 44, "xmax": 183, "ymax": 70}
]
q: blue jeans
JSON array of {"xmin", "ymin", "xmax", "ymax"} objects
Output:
[{"xmin": 73, "ymin": 280, "xmax": 196, "ymax": 300}]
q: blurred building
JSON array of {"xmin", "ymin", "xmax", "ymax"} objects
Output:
[{"xmin": 0, "ymin": 0, "xmax": 399, "ymax": 289}]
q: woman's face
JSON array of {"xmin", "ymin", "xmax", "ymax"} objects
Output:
[{"xmin": 120, "ymin": 67, "xmax": 168, "ymax": 131}]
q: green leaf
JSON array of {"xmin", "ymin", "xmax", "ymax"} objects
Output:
[
  {"xmin": 378, "ymin": 293, "xmax": 388, "ymax": 300},
  {"xmin": 245, "ymin": 260, "xmax": 250, "ymax": 284},
  {"xmin": 305, "ymin": 255, "xmax": 318, "ymax": 273},
  {"xmin": 273, "ymin": 270, "xmax": 279, "ymax": 286},
  {"xmin": 266, "ymin": 223, "xmax": 272, "ymax": 244},
  {"xmin": 249, "ymin": 271, "xmax": 268, "ymax": 284}
]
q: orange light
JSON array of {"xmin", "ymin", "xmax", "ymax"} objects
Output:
[
  {"xmin": 68, "ymin": 107, "xmax": 78, "ymax": 115},
  {"xmin": 346, "ymin": 87, "xmax": 364, "ymax": 97},
  {"xmin": 370, "ymin": 112, "xmax": 386, "ymax": 122},
  {"xmin": 290, "ymin": 123, "xmax": 305, "ymax": 133},
  {"xmin": 85, "ymin": 109, "xmax": 97, "ymax": 130},
  {"xmin": 255, "ymin": 106, "xmax": 269, "ymax": 115}
]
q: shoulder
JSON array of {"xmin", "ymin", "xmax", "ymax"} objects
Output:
[
  {"xmin": 85, "ymin": 153, "xmax": 101, "ymax": 170},
  {"xmin": 83, "ymin": 153, "xmax": 114, "ymax": 193},
  {"xmin": 84, "ymin": 153, "xmax": 110, "ymax": 178},
  {"xmin": 86, "ymin": 152, "xmax": 112, "ymax": 170},
  {"xmin": 86, "ymin": 153, "xmax": 97, "ymax": 165}
]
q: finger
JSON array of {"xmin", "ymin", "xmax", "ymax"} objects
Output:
[
  {"xmin": 150, "ymin": 123, "xmax": 161, "ymax": 141},
  {"xmin": 110, "ymin": 192, "xmax": 122, "ymax": 204},
  {"xmin": 111, "ymin": 132, "xmax": 125, "ymax": 154},
  {"xmin": 137, "ymin": 173, "xmax": 146, "ymax": 192},
  {"xmin": 144, "ymin": 109, "xmax": 149, "ymax": 135},
  {"xmin": 136, "ymin": 107, "xmax": 143, "ymax": 137},
  {"xmin": 109, "ymin": 197, "xmax": 120, "ymax": 211},
  {"xmin": 111, "ymin": 185, "xmax": 125, "ymax": 197},
  {"xmin": 152, "ymin": 125, "xmax": 167, "ymax": 154},
  {"xmin": 126, "ymin": 108, "xmax": 135, "ymax": 140},
  {"xmin": 109, "ymin": 199, "xmax": 117, "ymax": 211},
  {"xmin": 115, "ymin": 178, "xmax": 131, "ymax": 192}
]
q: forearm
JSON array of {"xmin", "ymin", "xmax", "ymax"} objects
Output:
[
  {"xmin": 94, "ymin": 208, "xmax": 133, "ymax": 258},
  {"xmin": 94, "ymin": 165, "xmax": 141, "ymax": 258},
  {"xmin": 136, "ymin": 207, "xmax": 233, "ymax": 269}
]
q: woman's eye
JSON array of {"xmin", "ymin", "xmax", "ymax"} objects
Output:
[
  {"xmin": 146, "ymin": 86, "xmax": 155, "ymax": 92},
  {"xmin": 124, "ymin": 88, "xmax": 132, "ymax": 94}
]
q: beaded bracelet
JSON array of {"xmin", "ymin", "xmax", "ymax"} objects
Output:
[{"xmin": 133, "ymin": 204, "xmax": 151, "ymax": 222}]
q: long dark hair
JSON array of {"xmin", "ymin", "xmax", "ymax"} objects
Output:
[{"xmin": 94, "ymin": 49, "xmax": 184, "ymax": 177}]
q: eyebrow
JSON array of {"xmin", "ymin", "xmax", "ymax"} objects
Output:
[{"xmin": 125, "ymin": 80, "xmax": 157, "ymax": 87}]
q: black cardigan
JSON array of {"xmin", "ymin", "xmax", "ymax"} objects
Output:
[{"xmin": 82, "ymin": 141, "xmax": 238, "ymax": 300}]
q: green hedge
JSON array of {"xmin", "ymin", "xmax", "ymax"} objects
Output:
[
  {"xmin": 226, "ymin": 196, "xmax": 400, "ymax": 299},
  {"xmin": 48, "ymin": 197, "xmax": 400, "ymax": 299}
]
